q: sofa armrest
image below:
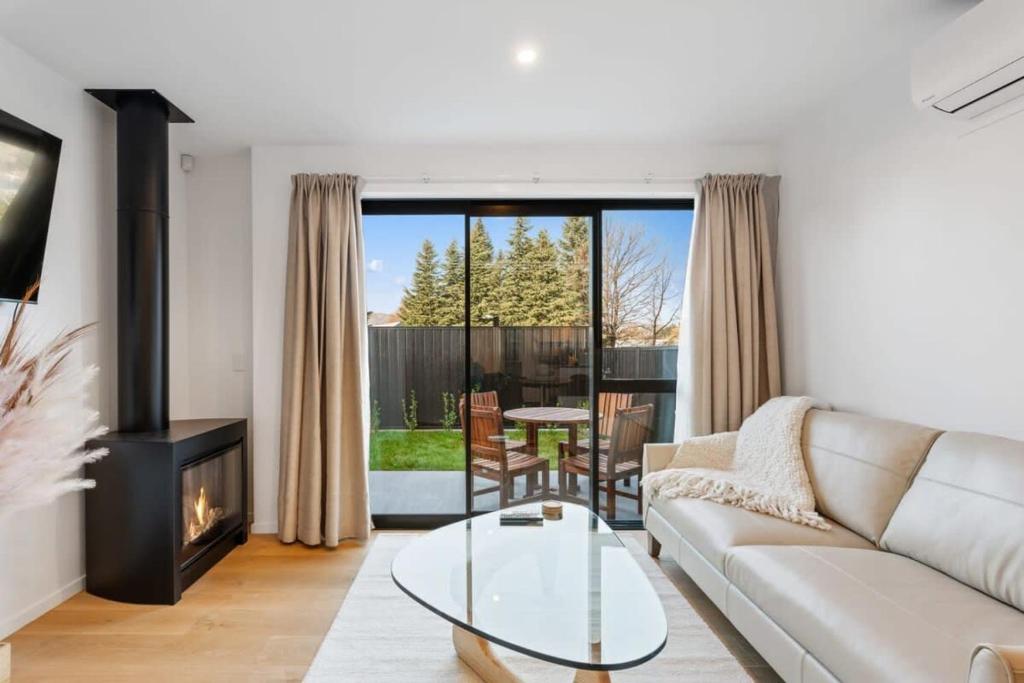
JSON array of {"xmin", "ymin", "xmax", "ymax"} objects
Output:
[
  {"xmin": 970, "ymin": 644, "xmax": 1024, "ymax": 683},
  {"xmin": 642, "ymin": 443, "xmax": 677, "ymax": 525},
  {"xmin": 643, "ymin": 443, "xmax": 678, "ymax": 478}
]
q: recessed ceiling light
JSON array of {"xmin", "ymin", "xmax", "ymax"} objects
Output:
[{"xmin": 516, "ymin": 46, "xmax": 538, "ymax": 66}]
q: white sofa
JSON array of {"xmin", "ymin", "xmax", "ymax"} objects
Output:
[{"xmin": 643, "ymin": 409, "xmax": 1024, "ymax": 683}]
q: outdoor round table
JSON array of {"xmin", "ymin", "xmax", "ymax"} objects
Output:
[{"xmin": 503, "ymin": 407, "xmax": 593, "ymax": 498}]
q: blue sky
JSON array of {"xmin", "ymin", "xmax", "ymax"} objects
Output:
[{"xmin": 363, "ymin": 209, "xmax": 693, "ymax": 314}]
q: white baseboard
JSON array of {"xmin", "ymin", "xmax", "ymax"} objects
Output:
[
  {"xmin": 0, "ymin": 575, "xmax": 84, "ymax": 639},
  {"xmin": 250, "ymin": 521, "xmax": 277, "ymax": 534}
]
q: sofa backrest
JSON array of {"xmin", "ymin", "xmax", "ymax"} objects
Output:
[
  {"xmin": 880, "ymin": 431, "xmax": 1024, "ymax": 611},
  {"xmin": 802, "ymin": 409, "xmax": 941, "ymax": 544}
]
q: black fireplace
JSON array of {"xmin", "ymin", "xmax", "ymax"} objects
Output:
[
  {"xmin": 85, "ymin": 420, "xmax": 247, "ymax": 604},
  {"xmin": 83, "ymin": 90, "xmax": 247, "ymax": 605}
]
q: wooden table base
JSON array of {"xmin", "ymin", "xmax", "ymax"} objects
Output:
[{"xmin": 452, "ymin": 625, "xmax": 611, "ymax": 682}]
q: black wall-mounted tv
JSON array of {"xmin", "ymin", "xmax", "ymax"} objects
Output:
[{"xmin": 0, "ymin": 108, "xmax": 62, "ymax": 303}]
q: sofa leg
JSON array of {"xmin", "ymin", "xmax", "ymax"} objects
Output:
[{"xmin": 646, "ymin": 532, "xmax": 661, "ymax": 558}]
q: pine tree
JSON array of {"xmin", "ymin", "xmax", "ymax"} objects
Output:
[
  {"xmin": 468, "ymin": 218, "xmax": 498, "ymax": 326},
  {"xmin": 526, "ymin": 228, "xmax": 569, "ymax": 325},
  {"xmin": 497, "ymin": 217, "xmax": 535, "ymax": 325},
  {"xmin": 558, "ymin": 216, "xmax": 590, "ymax": 326},
  {"xmin": 398, "ymin": 239, "xmax": 441, "ymax": 325},
  {"xmin": 436, "ymin": 239, "xmax": 465, "ymax": 326}
]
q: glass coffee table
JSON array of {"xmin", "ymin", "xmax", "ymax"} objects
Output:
[{"xmin": 391, "ymin": 503, "xmax": 667, "ymax": 681}]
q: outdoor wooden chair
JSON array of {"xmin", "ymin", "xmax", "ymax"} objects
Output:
[
  {"xmin": 560, "ymin": 393, "xmax": 633, "ymax": 452},
  {"xmin": 458, "ymin": 397, "xmax": 549, "ymax": 508},
  {"xmin": 558, "ymin": 403, "xmax": 653, "ymax": 519},
  {"xmin": 470, "ymin": 389, "xmax": 544, "ymax": 494},
  {"xmin": 560, "ymin": 392, "xmax": 634, "ymax": 489},
  {"xmin": 470, "ymin": 390, "xmax": 500, "ymax": 407}
]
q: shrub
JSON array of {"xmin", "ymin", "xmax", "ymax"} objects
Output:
[
  {"xmin": 370, "ymin": 400, "xmax": 381, "ymax": 435},
  {"xmin": 401, "ymin": 390, "xmax": 419, "ymax": 432},
  {"xmin": 441, "ymin": 392, "xmax": 458, "ymax": 432}
]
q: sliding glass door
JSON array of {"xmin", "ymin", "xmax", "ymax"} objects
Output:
[
  {"xmin": 363, "ymin": 212, "xmax": 468, "ymax": 522},
  {"xmin": 593, "ymin": 207, "xmax": 693, "ymax": 522},
  {"xmin": 363, "ymin": 200, "xmax": 693, "ymax": 528},
  {"xmin": 467, "ymin": 210, "xmax": 593, "ymax": 514}
]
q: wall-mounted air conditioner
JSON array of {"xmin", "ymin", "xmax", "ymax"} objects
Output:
[{"xmin": 912, "ymin": 0, "xmax": 1024, "ymax": 123}]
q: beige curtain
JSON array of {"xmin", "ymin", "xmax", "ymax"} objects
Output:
[
  {"xmin": 278, "ymin": 173, "xmax": 371, "ymax": 546},
  {"xmin": 675, "ymin": 174, "xmax": 782, "ymax": 439}
]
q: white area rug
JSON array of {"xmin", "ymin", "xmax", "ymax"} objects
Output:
[{"xmin": 305, "ymin": 533, "xmax": 751, "ymax": 682}]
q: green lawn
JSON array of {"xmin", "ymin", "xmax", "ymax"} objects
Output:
[{"xmin": 369, "ymin": 428, "xmax": 580, "ymax": 471}]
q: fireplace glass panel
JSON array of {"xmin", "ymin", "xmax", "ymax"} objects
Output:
[{"xmin": 180, "ymin": 444, "xmax": 242, "ymax": 566}]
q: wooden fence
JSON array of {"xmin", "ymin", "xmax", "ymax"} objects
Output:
[{"xmin": 368, "ymin": 326, "xmax": 677, "ymax": 434}]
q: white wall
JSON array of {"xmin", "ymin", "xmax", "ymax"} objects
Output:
[
  {"xmin": 160, "ymin": 147, "xmax": 254, "ymax": 513},
  {"xmin": 0, "ymin": 36, "xmax": 115, "ymax": 637},
  {"xmin": 181, "ymin": 151, "xmax": 252, "ymax": 424},
  {"xmin": 250, "ymin": 142, "xmax": 776, "ymax": 531},
  {"xmin": 777, "ymin": 52, "xmax": 1024, "ymax": 438},
  {"xmin": 181, "ymin": 151, "xmax": 254, "ymax": 518}
]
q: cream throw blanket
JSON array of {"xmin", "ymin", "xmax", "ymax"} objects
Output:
[{"xmin": 643, "ymin": 396, "xmax": 830, "ymax": 530}]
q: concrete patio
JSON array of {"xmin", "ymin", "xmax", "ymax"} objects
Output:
[{"xmin": 369, "ymin": 470, "xmax": 643, "ymax": 522}]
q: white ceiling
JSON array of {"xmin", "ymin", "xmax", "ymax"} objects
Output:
[{"xmin": 0, "ymin": 0, "xmax": 972, "ymax": 153}]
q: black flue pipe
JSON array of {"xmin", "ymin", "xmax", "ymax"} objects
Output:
[{"xmin": 87, "ymin": 89, "xmax": 192, "ymax": 432}]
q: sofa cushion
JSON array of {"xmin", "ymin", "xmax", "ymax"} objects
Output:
[
  {"xmin": 725, "ymin": 546, "xmax": 1024, "ymax": 683},
  {"xmin": 802, "ymin": 409, "xmax": 941, "ymax": 543},
  {"xmin": 881, "ymin": 431, "xmax": 1024, "ymax": 611},
  {"xmin": 649, "ymin": 494, "xmax": 872, "ymax": 572}
]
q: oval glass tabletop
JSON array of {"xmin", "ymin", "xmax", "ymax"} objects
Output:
[{"xmin": 390, "ymin": 503, "xmax": 667, "ymax": 674}]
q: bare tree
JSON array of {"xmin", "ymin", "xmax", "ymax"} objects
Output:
[
  {"xmin": 644, "ymin": 254, "xmax": 679, "ymax": 345},
  {"xmin": 601, "ymin": 222, "xmax": 682, "ymax": 347},
  {"xmin": 602, "ymin": 222, "xmax": 656, "ymax": 347}
]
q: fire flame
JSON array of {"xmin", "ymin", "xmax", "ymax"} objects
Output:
[
  {"xmin": 185, "ymin": 486, "xmax": 224, "ymax": 546},
  {"xmin": 195, "ymin": 486, "xmax": 210, "ymax": 526}
]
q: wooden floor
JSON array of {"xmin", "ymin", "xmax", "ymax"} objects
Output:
[
  {"xmin": 8, "ymin": 531, "xmax": 780, "ymax": 682},
  {"xmin": 7, "ymin": 534, "xmax": 371, "ymax": 682}
]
